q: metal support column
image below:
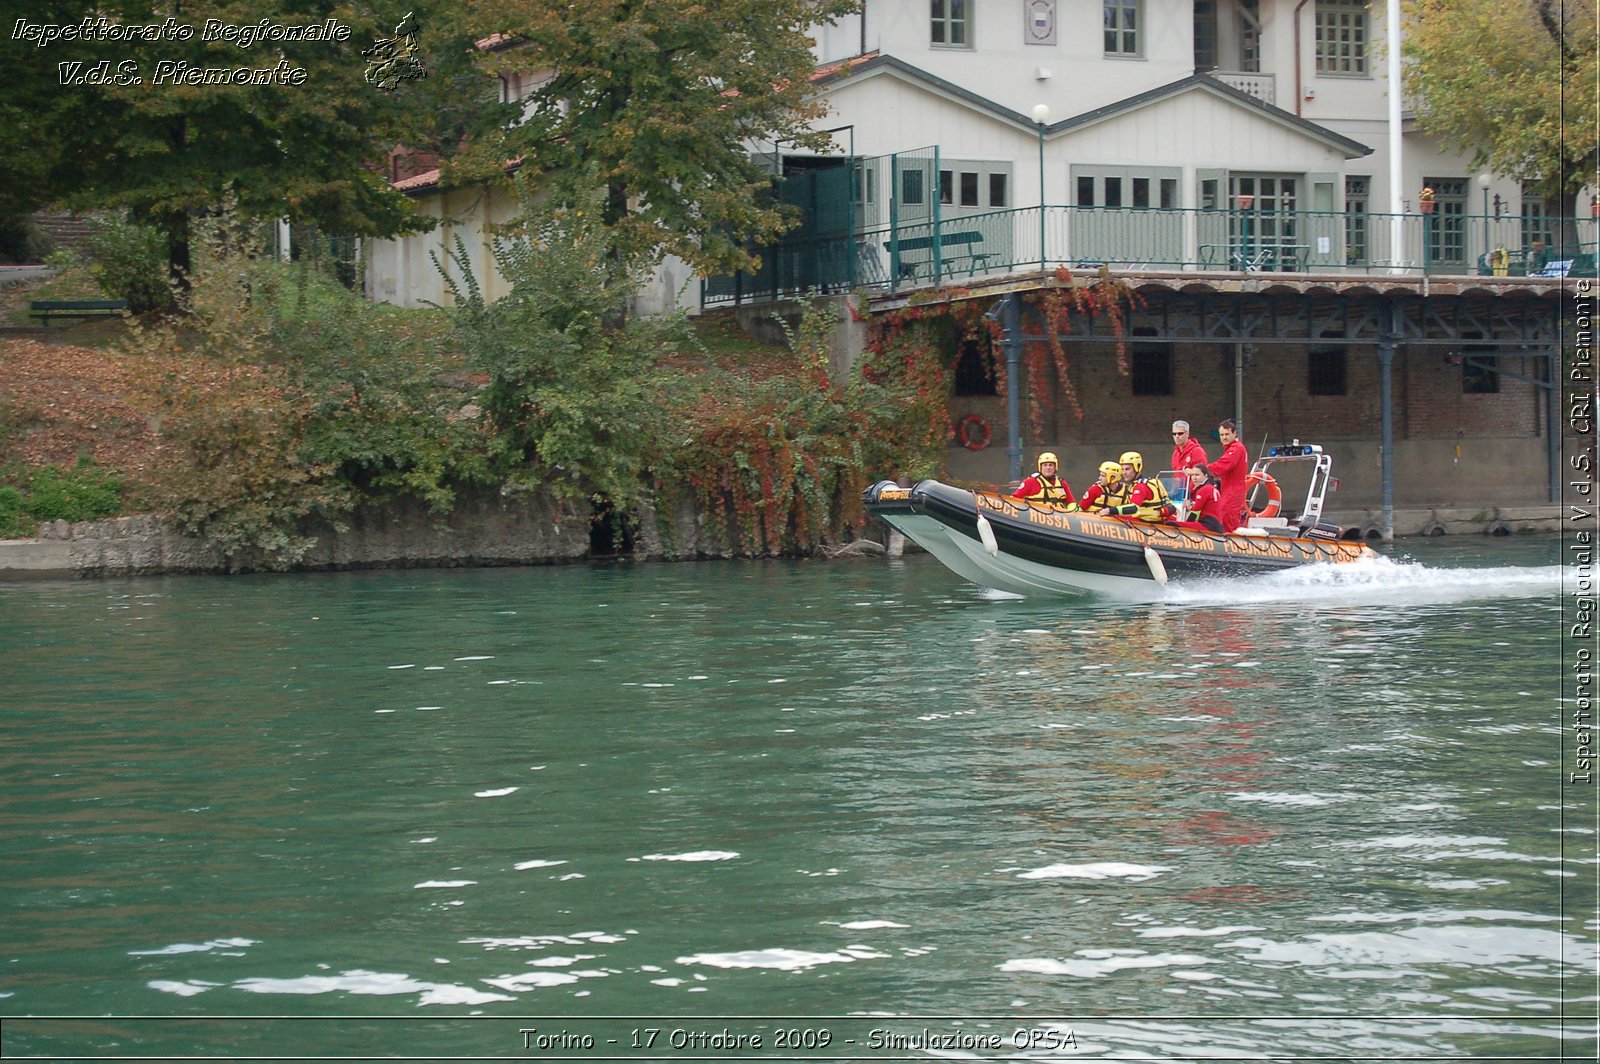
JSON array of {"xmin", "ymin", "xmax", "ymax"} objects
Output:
[
  {"xmin": 1376, "ymin": 301, "xmax": 1399, "ymax": 542},
  {"xmin": 1002, "ymin": 292, "xmax": 1025, "ymax": 482}
]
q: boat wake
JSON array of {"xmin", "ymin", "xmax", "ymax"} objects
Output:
[{"xmin": 1157, "ymin": 554, "xmax": 1564, "ymax": 607}]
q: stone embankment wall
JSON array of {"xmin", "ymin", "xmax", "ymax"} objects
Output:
[
  {"xmin": 0, "ymin": 496, "xmax": 1564, "ymax": 580},
  {"xmin": 0, "ymin": 488, "xmax": 754, "ymax": 580}
]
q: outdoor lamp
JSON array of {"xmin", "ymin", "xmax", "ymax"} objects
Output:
[{"xmin": 1477, "ymin": 172, "xmax": 1492, "ymax": 253}]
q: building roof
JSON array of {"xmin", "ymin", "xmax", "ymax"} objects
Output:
[{"xmin": 813, "ymin": 55, "xmax": 1373, "ymax": 158}]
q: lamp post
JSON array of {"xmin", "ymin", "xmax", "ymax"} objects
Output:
[
  {"xmin": 1477, "ymin": 172, "xmax": 1492, "ymax": 261},
  {"xmin": 1236, "ymin": 192, "xmax": 1254, "ymax": 268},
  {"xmin": 1032, "ymin": 103, "xmax": 1050, "ymax": 273}
]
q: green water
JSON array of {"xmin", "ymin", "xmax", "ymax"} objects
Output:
[{"xmin": 1, "ymin": 538, "xmax": 1593, "ymax": 1060}]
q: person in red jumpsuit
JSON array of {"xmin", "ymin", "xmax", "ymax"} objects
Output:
[
  {"xmin": 1208, "ymin": 419, "xmax": 1249, "ymax": 532},
  {"xmin": 1012, "ymin": 451, "xmax": 1078, "ymax": 508},
  {"xmin": 1170, "ymin": 420, "xmax": 1209, "ymax": 478},
  {"xmin": 1078, "ymin": 461, "xmax": 1123, "ymax": 512},
  {"xmin": 1179, "ymin": 463, "xmax": 1225, "ymax": 532}
]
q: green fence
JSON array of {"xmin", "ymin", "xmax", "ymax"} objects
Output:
[{"xmin": 703, "ymin": 195, "xmax": 1598, "ymax": 308}]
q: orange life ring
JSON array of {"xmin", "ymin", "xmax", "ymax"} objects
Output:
[
  {"xmin": 1246, "ymin": 470, "xmax": 1282, "ymax": 518},
  {"xmin": 955, "ymin": 414, "xmax": 991, "ymax": 451}
]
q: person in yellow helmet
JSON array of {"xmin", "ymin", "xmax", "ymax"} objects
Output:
[
  {"xmin": 1106, "ymin": 450, "xmax": 1175, "ymax": 521},
  {"xmin": 1011, "ymin": 451, "xmax": 1078, "ymax": 508},
  {"xmin": 1079, "ymin": 460, "xmax": 1125, "ymax": 513}
]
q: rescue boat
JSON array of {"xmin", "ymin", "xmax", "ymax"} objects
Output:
[{"xmin": 864, "ymin": 443, "xmax": 1376, "ymax": 596}]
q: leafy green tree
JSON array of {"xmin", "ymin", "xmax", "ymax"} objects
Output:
[
  {"xmin": 454, "ymin": 0, "xmax": 860, "ymax": 279},
  {"xmin": 0, "ymin": 0, "xmax": 489, "ymax": 283},
  {"xmin": 438, "ymin": 188, "xmax": 682, "ymax": 508},
  {"xmin": 1403, "ymin": 0, "xmax": 1597, "ymax": 207}
]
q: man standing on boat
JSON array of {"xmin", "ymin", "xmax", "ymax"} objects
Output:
[
  {"xmin": 1208, "ymin": 419, "xmax": 1249, "ymax": 532},
  {"xmin": 1012, "ymin": 452, "xmax": 1078, "ymax": 508},
  {"xmin": 1170, "ymin": 420, "xmax": 1208, "ymax": 476}
]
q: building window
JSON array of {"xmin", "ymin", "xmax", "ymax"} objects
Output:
[
  {"xmin": 953, "ymin": 338, "xmax": 997, "ymax": 396},
  {"xmin": 1239, "ymin": 0, "xmax": 1261, "ymax": 70},
  {"xmin": 1315, "ymin": 0, "xmax": 1367, "ymax": 75},
  {"xmin": 1520, "ymin": 187, "xmax": 1555, "ymax": 250},
  {"xmin": 1462, "ymin": 353, "xmax": 1500, "ymax": 394},
  {"xmin": 1104, "ymin": 0, "xmax": 1140, "ymax": 56},
  {"xmin": 1308, "ymin": 340, "xmax": 1347, "ymax": 396},
  {"xmin": 1345, "ymin": 176, "xmax": 1369, "ymax": 265},
  {"xmin": 1423, "ymin": 176, "xmax": 1468, "ymax": 266},
  {"xmin": 939, "ymin": 170, "xmax": 953, "ymax": 205},
  {"xmin": 932, "ymin": 0, "xmax": 971, "ymax": 47},
  {"xmin": 1130, "ymin": 330, "xmax": 1172, "ymax": 395},
  {"xmin": 989, "ymin": 173, "xmax": 1008, "ymax": 208},
  {"xmin": 1194, "ymin": 0, "xmax": 1217, "ymax": 70},
  {"xmin": 902, "ymin": 169, "xmax": 925, "ymax": 206},
  {"xmin": 960, "ymin": 171, "xmax": 979, "ymax": 207}
]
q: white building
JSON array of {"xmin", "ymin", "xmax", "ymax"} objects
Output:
[{"xmin": 367, "ymin": 0, "xmax": 1590, "ymax": 309}]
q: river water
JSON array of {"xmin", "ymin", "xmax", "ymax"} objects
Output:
[{"xmin": 2, "ymin": 537, "xmax": 1594, "ymax": 1061}]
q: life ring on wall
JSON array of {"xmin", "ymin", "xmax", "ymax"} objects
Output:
[
  {"xmin": 1245, "ymin": 470, "xmax": 1282, "ymax": 518},
  {"xmin": 954, "ymin": 414, "xmax": 991, "ymax": 451}
]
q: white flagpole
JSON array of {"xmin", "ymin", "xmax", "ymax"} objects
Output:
[{"xmin": 1387, "ymin": 0, "xmax": 1406, "ymax": 273}]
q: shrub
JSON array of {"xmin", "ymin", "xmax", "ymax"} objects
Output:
[
  {"xmin": 0, "ymin": 458, "xmax": 124, "ymax": 538},
  {"xmin": 82, "ymin": 214, "xmax": 174, "ymax": 314}
]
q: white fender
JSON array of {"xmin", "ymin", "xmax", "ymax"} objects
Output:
[
  {"xmin": 1143, "ymin": 545, "xmax": 1169, "ymax": 586},
  {"xmin": 976, "ymin": 513, "xmax": 999, "ymax": 557}
]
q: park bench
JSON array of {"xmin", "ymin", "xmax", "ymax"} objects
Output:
[
  {"xmin": 886, "ymin": 231, "xmax": 991, "ymax": 281},
  {"xmin": 28, "ymin": 299, "xmax": 129, "ymax": 325}
]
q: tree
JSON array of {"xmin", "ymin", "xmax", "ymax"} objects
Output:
[
  {"xmin": 1403, "ymin": 0, "xmax": 1597, "ymax": 209},
  {"xmin": 453, "ymin": 0, "xmax": 861, "ymax": 279},
  {"xmin": 0, "ymin": 0, "xmax": 489, "ymax": 283}
]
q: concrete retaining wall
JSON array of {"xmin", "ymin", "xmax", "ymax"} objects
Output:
[
  {"xmin": 0, "ymin": 494, "xmax": 1561, "ymax": 582},
  {"xmin": 0, "ymin": 486, "xmax": 768, "ymax": 580}
]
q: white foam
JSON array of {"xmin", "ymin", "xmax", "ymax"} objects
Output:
[
  {"xmin": 1136, "ymin": 925, "xmax": 1264, "ymax": 939},
  {"xmin": 148, "ymin": 980, "xmax": 218, "ymax": 997},
  {"xmin": 233, "ymin": 970, "xmax": 512, "ymax": 1006},
  {"xmin": 130, "ymin": 937, "xmax": 256, "ymax": 956},
  {"xmin": 1230, "ymin": 791, "xmax": 1349, "ymax": 807},
  {"xmin": 837, "ymin": 920, "xmax": 909, "ymax": 930},
  {"xmin": 514, "ymin": 859, "xmax": 569, "ymax": 870},
  {"xmin": 1162, "ymin": 557, "xmax": 1563, "ymax": 606},
  {"xmin": 678, "ymin": 946, "xmax": 887, "ymax": 971},
  {"xmin": 475, "ymin": 787, "xmax": 518, "ymax": 798},
  {"xmin": 414, "ymin": 880, "xmax": 476, "ymax": 889},
  {"xmin": 1016, "ymin": 862, "xmax": 1173, "ymax": 882},
  {"xmin": 454, "ymin": 656, "xmax": 494, "ymax": 661},
  {"xmin": 482, "ymin": 970, "xmax": 581, "ymax": 991},
  {"xmin": 631, "ymin": 851, "xmax": 739, "ymax": 862},
  {"xmin": 1001, "ymin": 951, "xmax": 1211, "ymax": 978}
]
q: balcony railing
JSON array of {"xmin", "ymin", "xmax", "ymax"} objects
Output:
[
  {"xmin": 701, "ymin": 206, "xmax": 1598, "ymax": 308},
  {"xmin": 1209, "ymin": 70, "xmax": 1276, "ymax": 105}
]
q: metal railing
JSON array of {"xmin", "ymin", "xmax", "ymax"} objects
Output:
[{"xmin": 701, "ymin": 207, "xmax": 1599, "ymax": 308}]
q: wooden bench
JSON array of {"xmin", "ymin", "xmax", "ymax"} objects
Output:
[
  {"xmin": 28, "ymin": 299, "xmax": 129, "ymax": 325},
  {"xmin": 886, "ymin": 231, "xmax": 990, "ymax": 280}
]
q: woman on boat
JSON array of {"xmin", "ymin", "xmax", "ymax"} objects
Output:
[
  {"xmin": 1208, "ymin": 420, "xmax": 1249, "ymax": 532},
  {"xmin": 1179, "ymin": 463, "xmax": 1225, "ymax": 532},
  {"xmin": 1079, "ymin": 461, "xmax": 1123, "ymax": 512},
  {"xmin": 1012, "ymin": 451, "xmax": 1078, "ymax": 508}
]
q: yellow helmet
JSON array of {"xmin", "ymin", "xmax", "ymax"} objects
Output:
[
  {"xmin": 1119, "ymin": 450, "xmax": 1144, "ymax": 474},
  {"xmin": 1036, "ymin": 451, "xmax": 1059, "ymax": 470},
  {"xmin": 1098, "ymin": 460, "xmax": 1122, "ymax": 483}
]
